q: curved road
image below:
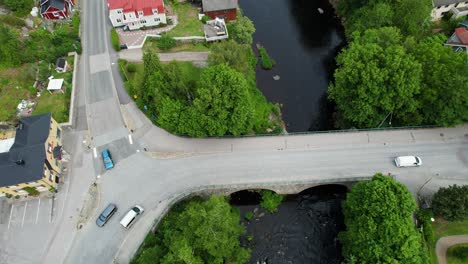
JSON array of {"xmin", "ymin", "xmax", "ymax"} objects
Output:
[
  {"xmin": 436, "ymin": 235, "xmax": 468, "ymax": 264},
  {"xmin": 39, "ymin": 1, "xmax": 468, "ymax": 264}
]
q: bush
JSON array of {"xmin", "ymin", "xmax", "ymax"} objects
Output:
[
  {"xmin": 416, "ymin": 209, "xmax": 435, "ymax": 245},
  {"xmin": 157, "ymin": 34, "xmax": 176, "ymax": 51},
  {"xmin": 15, "ymin": 195, "xmax": 20, "ymax": 199},
  {"xmin": 5, "ymin": 193, "xmax": 12, "ymax": 198},
  {"xmin": 452, "ymin": 246, "xmax": 468, "ymax": 260},
  {"xmin": 260, "ymin": 190, "xmax": 283, "ymax": 213},
  {"xmin": 127, "ymin": 63, "xmax": 137, "ymax": 73},
  {"xmin": 0, "ymin": 15, "xmax": 26, "ymax": 27},
  {"xmin": 201, "ymin": 15, "xmax": 211, "ymax": 24},
  {"xmin": 110, "ymin": 29, "xmax": 121, "ymax": 51},
  {"xmin": 23, "ymin": 187, "xmax": 40, "ymax": 196},
  {"xmin": 259, "ymin": 47, "xmax": 275, "ymax": 70},
  {"xmin": 432, "ymin": 185, "xmax": 468, "ymax": 221},
  {"xmin": 244, "ymin": 211, "xmax": 254, "ymax": 221}
]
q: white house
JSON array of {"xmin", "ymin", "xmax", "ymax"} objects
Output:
[
  {"xmin": 106, "ymin": 0, "xmax": 167, "ymax": 31},
  {"xmin": 431, "ymin": 0, "xmax": 468, "ymax": 20}
]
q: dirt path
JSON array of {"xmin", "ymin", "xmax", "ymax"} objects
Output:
[{"xmin": 436, "ymin": 235, "xmax": 468, "ymax": 264}]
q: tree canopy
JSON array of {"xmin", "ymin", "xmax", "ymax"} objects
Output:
[
  {"xmin": 0, "ymin": 24, "xmax": 21, "ymax": 67},
  {"xmin": 132, "ymin": 196, "xmax": 250, "ymax": 264},
  {"xmin": 328, "ymin": 27, "xmax": 422, "ymax": 127},
  {"xmin": 1, "ymin": 0, "xmax": 34, "ymax": 16},
  {"xmin": 227, "ymin": 14, "xmax": 256, "ymax": 45},
  {"xmin": 410, "ymin": 35, "xmax": 468, "ymax": 126},
  {"xmin": 340, "ymin": 173, "xmax": 429, "ymax": 263},
  {"xmin": 432, "ymin": 185, "xmax": 468, "ymax": 221}
]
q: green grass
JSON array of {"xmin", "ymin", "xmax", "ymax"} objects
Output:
[
  {"xmin": 168, "ymin": 3, "xmax": 204, "ymax": 37},
  {"xmin": 428, "ymin": 218, "xmax": 468, "ymax": 264},
  {"xmin": 447, "ymin": 243, "xmax": 468, "ymax": 264},
  {"xmin": 144, "ymin": 38, "xmax": 210, "ymax": 53},
  {"xmin": 34, "ymin": 90, "xmax": 69, "ymax": 123},
  {"xmin": 110, "ymin": 29, "xmax": 121, "ymax": 51}
]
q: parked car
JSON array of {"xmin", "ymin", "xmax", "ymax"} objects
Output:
[
  {"xmin": 120, "ymin": 205, "xmax": 144, "ymax": 229},
  {"xmin": 96, "ymin": 203, "xmax": 117, "ymax": 227},
  {"xmin": 101, "ymin": 149, "xmax": 114, "ymax": 169},
  {"xmin": 394, "ymin": 156, "xmax": 422, "ymax": 167}
]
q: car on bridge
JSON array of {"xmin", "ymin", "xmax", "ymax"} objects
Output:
[{"xmin": 101, "ymin": 149, "xmax": 114, "ymax": 170}]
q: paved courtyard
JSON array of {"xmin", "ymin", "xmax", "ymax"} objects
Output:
[{"xmin": 116, "ymin": 16, "xmax": 177, "ymax": 47}]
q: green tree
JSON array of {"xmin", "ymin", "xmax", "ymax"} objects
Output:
[
  {"xmin": 411, "ymin": 35, "xmax": 468, "ymax": 126},
  {"xmin": 260, "ymin": 190, "xmax": 283, "ymax": 213},
  {"xmin": 340, "ymin": 173, "xmax": 429, "ymax": 263},
  {"xmin": 392, "ymin": 0, "xmax": 432, "ymax": 37},
  {"xmin": 432, "ymin": 185, "xmax": 468, "ymax": 221},
  {"xmin": 1, "ymin": 0, "xmax": 34, "ymax": 16},
  {"xmin": 0, "ymin": 24, "xmax": 21, "ymax": 67},
  {"xmin": 227, "ymin": 15, "xmax": 256, "ymax": 45},
  {"xmin": 190, "ymin": 64, "xmax": 254, "ymax": 136},
  {"xmin": 208, "ymin": 40, "xmax": 256, "ymax": 78},
  {"xmin": 328, "ymin": 27, "xmax": 422, "ymax": 128},
  {"xmin": 345, "ymin": 2, "xmax": 394, "ymax": 36},
  {"xmin": 132, "ymin": 196, "xmax": 250, "ymax": 264},
  {"xmin": 157, "ymin": 34, "xmax": 176, "ymax": 51}
]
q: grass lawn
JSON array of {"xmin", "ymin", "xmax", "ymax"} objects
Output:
[
  {"xmin": 144, "ymin": 39, "xmax": 210, "ymax": 53},
  {"xmin": 428, "ymin": 218, "xmax": 468, "ymax": 264},
  {"xmin": 168, "ymin": 3, "xmax": 204, "ymax": 37},
  {"xmin": 0, "ymin": 56, "xmax": 74, "ymax": 123},
  {"xmin": 447, "ymin": 243, "xmax": 468, "ymax": 264}
]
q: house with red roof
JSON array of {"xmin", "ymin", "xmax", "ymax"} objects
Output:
[
  {"xmin": 40, "ymin": 0, "xmax": 74, "ymax": 20},
  {"xmin": 445, "ymin": 26, "xmax": 468, "ymax": 53},
  {"xmin": 106, "ymin": 0, "xmax": 166, "ymax": 31}
]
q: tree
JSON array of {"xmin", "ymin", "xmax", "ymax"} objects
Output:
[
  {"xmin": 0, "ymin": 24, "xmax": 21, "ymax": 67},
  {"xmin": 132, "ymin": 196, "xmax": 250, "ymax": 264},
  {"xmin": 157, "ymin": 34, "xmax": 176, "ymax": 51},
  {"xmin": 345, "ymin": 2, "xmax": 394, "ymax": 36},
  {"xmin": 2, "ymin": 0, "xmax": 34, "ymax": 16},
  {"xmin": 227, "ymin": 15, "xmax": 256, "ymax": 45},
  {"xmin": 432, "ymin": 185, "xmax": 468, "ymax": 221},
  {"xmin": 208, "ymin": 40, "xmax": 256, "ymax": 78},
  {"xmin": 392, "ymin": 0, "xmax": 432, "ymax": 37},
  {"xmin": 260, "ymin": 190, "xmax": 283, "ymax": 213},
  {"xmin": 411, "ymin": 35, "xmax": 468, "ymax": 126},
  {"xmin": 340, "ymin": 173, "xmax": 429, "ymax": 263},
  {"xmin": 328, "ymin": 27, "xmax": 422, "ymax": 128},
  {"xmin": 190, "ymin": 64, "xmax": 254, "ymax": 136}
]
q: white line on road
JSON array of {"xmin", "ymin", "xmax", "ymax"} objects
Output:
[
  {"xmin": 49, "ymin": 199, "xmax": 52, "ymax": 223},
  {"xmin": 35, "ymin": 198, "xmax": 41, "ymax": 224},
  {"xmin": 21, "ymin": 202, "xmax": 27, "ymax": 227},
  {"xmin": 7, "ymin": 204, "xmax": 14, "ymax": 229},
  {"xmin": 128, "ymin": 134, "xmax": 133, "ymax": 145},
  {"xmin": 93, "ymin": 148, "xmax": 97, "ymax": 158}
]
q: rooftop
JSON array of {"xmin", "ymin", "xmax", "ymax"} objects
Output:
[
  {"xmin": 433, "ymin": 0, "xmax": 466, "ymax": 7},
  {"xmin": 107, "ymin": 0, "xmax": 165, "ymax": 15},
  {"xmin": 0, "ymin": 113, "xmax": 52, "ymax": 187},
  {"xmin": 202, "ymin": 0, "xmax": 237, "ymax": 12}
]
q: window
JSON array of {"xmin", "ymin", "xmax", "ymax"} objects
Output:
[
  {"xmin": 141, "ymin": 19, "xmax": 146, "ymax": 24},
  {"xmin": 56, "ymin": 128, "xmax": 61, "ymax": 140},
  {"xmin": 52, "ymin": 12, "xmax": 59, "ymax": 17},
  {"xmin": 117, "ymin": 18, "xmax": 122, "ymax": 22},
  {"xmin": 154, "ymin": 18, "xmax": 160, "ymax": 22},
  {"xmin": 48, "ymin": 143, "xmax": 53, "ymax": 153},
  {"xmin": 48, "ymin": 171, "xmax": 53, "ymax": 182},
  {"xmin": 117, "ymin": 10, "xmax": 122, "ymax": 14},
  {"xmin": 138, "ymin": 11, "xmax": 143, "ymax": 16},
  {"xmin": 153, "ymin": 9, "xmax": 158, "ymax": 14}
]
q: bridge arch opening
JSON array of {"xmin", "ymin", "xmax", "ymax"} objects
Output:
[
  {"xmin": 298, "ymin": 184, "xmax": 349, "ymax": 196},
  {"xmin": 229, "ymin": 189, "xmax": 278, "ymax": 205}
]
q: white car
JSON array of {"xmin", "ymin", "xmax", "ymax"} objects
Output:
[
  {"xmin": 120, "ymin": 205, "xmax": 144, "ymax": 229},
  {"xmin": 394, "ymin": 156, "xmax": 422, "ymax": 167}
]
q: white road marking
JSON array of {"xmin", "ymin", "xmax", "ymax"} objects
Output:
[
  {"xmin": 7, "ymin": 204, "xmax": 14, "ymax": 229},
  {"xmin": 35, "ymin": 198, "xmax": 41, "ymax": 224},
  {"xmin": 128, "ymin": 134, "xmax": 133, "ymax": 145},
  {"xmin": 97, "ymin": 175, "xmax": 101, "ymax": 179},
  {"xmin": 136, "ymin": 149, "xmax": 140, "ymax": 153},
  {"xmin": 93, "ymin": 148, "xmax": 97, "ymax": 158},
  {"xmin": 21, "ymin": 202, "xmax": 27, "ymax": 227},
  {"xmin": 49, "ymin": 199, "xmax": 53, "ymax": 223}
]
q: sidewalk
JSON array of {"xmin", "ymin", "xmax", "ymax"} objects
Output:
[{"xmin": 436, "ymin": 235, "xmax": 468, "ymax": 264}]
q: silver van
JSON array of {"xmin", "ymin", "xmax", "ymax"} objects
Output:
[
  {"xmin": 394, "ymin": 156, "xmax": 422, "ymax": 167},
  {"xmin": 96, "ymin": 203, "xmax": 117, "ymax": 227},
  {"xmin": 120, "ymin": 205, "xmax": 144, "ymax": 229}
]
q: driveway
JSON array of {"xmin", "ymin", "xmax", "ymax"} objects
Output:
[
  {"xmin": 119, "ymin": 48, "xmax": 210, "ymax": 62},
  {"xmin": 436, "ymin": 235, "xmax": 468, "ymax": 264}
]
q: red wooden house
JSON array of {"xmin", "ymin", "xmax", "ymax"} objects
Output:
[
  {"xmin": 40, "ymin": 0, "xmax": 74, "ymax": 20},
  {"xmin": 202, "ymin": 0, "xmax": 237, "ymax": 21}
]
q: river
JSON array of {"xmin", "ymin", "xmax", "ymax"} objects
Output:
[
  {"xmin": 231, "ymin": 185, "xmax": 347, "ymax": 263},
  {"xmin": 238, "ymin": 0, "xmax": 345, "ymax": 132}
]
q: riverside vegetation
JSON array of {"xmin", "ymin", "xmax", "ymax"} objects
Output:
[{"xmin": 329, "ymin": 0, "xmax": 468, "ymax": 129}]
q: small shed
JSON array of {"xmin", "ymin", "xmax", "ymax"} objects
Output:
[
  {"xmin": 56, "ymin": 57, "xmax": 67, "ymax": 73},
  {"xmin": 47, "ymin": 78, "xmax": 64, "ymax": 93}
]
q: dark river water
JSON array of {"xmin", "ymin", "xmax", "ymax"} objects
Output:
[
  {"xmin": 231, "ymin": 185, "xmax": 347, "ymax": 264},
  {"xmin": 238, "ymin": 0, "xmax": 345, "ymax": 132}
]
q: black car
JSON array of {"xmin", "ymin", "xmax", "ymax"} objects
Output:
[{"xmin": 96, "ymin": 203, "xmax": 117, "ymax": 227}]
